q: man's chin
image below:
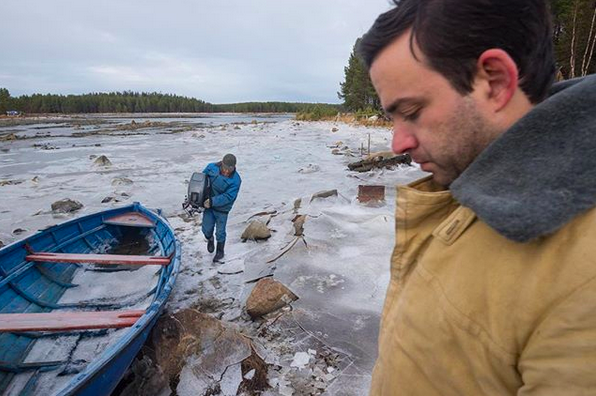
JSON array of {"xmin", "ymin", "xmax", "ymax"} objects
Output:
[{"xmin": 430, "ymin": 171, "xmax": 456, "ymax": 189}]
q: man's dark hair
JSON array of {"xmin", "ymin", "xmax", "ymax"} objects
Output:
[{"xmin": 358, "ymin": 0, "xmax": 555, "ymax": 103}]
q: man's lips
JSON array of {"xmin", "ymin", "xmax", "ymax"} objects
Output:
[
  {"xmin": 406, "ymin": 154, "xmax": 432, "ymax": 172},
  {"xmin": 415, "ymin": 160, "xmax": 432, "ymax": 172}
]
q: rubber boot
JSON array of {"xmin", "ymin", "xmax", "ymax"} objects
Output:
[
  {"xmin": 207, "ymin": 237, "xmax": 215, "ymax": 253},
  {"xmin": 213, "ymin": 242, "xmax": 225, "ymax": 262}
]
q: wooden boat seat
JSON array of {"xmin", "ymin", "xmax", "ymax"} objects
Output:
[
  {"xmin": 0, "ymin": 310, "xmax": 145, "ymax": 332},
  {"xmin": 26, "ymin": 252, "xmax": 171, "ymax": 266},
  {"xmin": 103, "ymin": 212, "xmax": 156, "ymax": 228}
]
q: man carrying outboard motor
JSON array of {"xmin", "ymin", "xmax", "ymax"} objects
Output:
[{"xmin": 202, "ymin": 153, "xmax": 241, "ymax": 262}]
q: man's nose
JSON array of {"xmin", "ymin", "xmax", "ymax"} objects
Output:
[{"xmin": 392, "ymin": 124, "xmax": 418, "ymax": 154}]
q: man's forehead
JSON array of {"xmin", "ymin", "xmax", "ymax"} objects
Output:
[{"xmin": 371, "ymin": 38, "xmax": 432, "ymax": 98}]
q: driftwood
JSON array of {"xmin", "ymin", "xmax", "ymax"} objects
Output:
[
  {"xmin": 348, "ymin": 154, "xmax": 411, "ymax": 172},
  {"xmin": 246, "ymin": 210, "xmax": 278, "ymax": 222},
  {"xmin": 265, "ymin": 236, "xmax": 308, "ymax": 264}
]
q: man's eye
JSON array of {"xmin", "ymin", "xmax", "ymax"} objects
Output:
[{"xmin": 403, "ymin": 109, "xmax": 421, "ymax": 122}]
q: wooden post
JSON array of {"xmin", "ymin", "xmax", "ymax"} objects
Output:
[{"xmin": 358, "ymin": 185, "xmax": 385, "ymax": 203}]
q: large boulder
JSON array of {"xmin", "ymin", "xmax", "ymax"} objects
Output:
[
  {"xmin": 93, "ymin": 155, "xmax": 112, "ymax": 166},
  {"xmin": 246, "ymin": 278, "xmax": 298, "ymax": 319},
  {"xmin": 51, "ymin": 198, "xmax": 83, "ymax": 213},
  {"xmin": 241, "ymin": 220, "xmax": 272, "ymax": 242}
]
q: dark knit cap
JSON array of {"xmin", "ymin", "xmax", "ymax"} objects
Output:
[{"xmin": 222, "ymin": 153, "xmax": 237, "ymax": 168}]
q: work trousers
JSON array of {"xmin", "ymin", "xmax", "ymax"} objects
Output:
[{"xmin": 201, "ymin": 208, "xmax": 228, "ymax": 242}]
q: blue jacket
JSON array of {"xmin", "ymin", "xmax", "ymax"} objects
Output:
[{"xmin": 202, "ymin": 162, "xmax": 241, "ymax": 213}]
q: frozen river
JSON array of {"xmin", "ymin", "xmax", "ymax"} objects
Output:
[{"xmin": 0, "ymin": 114, "xmax": 425, "ymax": 395}]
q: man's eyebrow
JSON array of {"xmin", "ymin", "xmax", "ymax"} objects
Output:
[{"xmin": 384, "ymin": 97, "xmax": 423, "ymax": 115}]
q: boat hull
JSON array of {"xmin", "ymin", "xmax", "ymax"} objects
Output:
[{"xmin": 0, "ymin": 202, "xmax": 181, "ymax": 395}]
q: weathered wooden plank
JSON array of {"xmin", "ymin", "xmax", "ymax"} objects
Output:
[
  {"xmin": 103, "ymin": 212, "xmax": 155, "ymax": 228},
  {"xmin": 26, "ymin": 253, "xmax": 170, "ymax": 266},
  {"xmin": 0, "ymin": 310, "xmax": 145, "ymax": 332}
]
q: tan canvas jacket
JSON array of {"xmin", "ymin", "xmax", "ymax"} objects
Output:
[
  {"xmin": 371, "ymin": 75, "xmax": 596, "ymax": 395},
  {"xmin": 371, "ymin": 177, "xmax": 596, "ymax": 395}
]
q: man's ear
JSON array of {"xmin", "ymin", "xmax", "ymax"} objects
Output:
[{"xmin": 475, "ymin": 49, "xmax": 519, "ymax": 112}]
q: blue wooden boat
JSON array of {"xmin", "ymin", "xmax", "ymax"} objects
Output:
[{"xmin": 0, "ymin": 202, "xmax": 181, "ymax": 395}]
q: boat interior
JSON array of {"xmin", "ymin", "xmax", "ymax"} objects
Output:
[{"xmin": 0, "ymin": 205, "xmax": 177, "ymax": 395}]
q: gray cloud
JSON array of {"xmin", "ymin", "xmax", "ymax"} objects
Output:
[{"xmin": 0, "ymin": 0, "xmax": 393, "ymax": 103}]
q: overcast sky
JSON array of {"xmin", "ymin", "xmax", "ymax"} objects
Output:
[{"xmin": 0, "ymin": 1, "xmax": 393, "ymax": 104}]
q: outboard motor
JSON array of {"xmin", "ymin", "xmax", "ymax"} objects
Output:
[{"xmin": 183, "ymin": 172, "xmax": 210, "ymax": 215}]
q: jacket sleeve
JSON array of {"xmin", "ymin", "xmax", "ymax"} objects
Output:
[
  {"xmin": 517, "ymin": 275, "xmax": 596, "ymax": 395},
  {"xmin": 211, "ymin": 178, "xmax": 241, "ymax": 209},
  {"xmin": 202, "ymin": 163, "xmax": 215, "ymax": 175}
]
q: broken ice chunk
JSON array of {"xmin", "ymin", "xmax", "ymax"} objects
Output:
[
  {"xmin": 244, "ymin": 368, "xmax": 256, "ymax": 380},
  {"xmin": 290, "ymin": 351, "xmax": 311, "ymax": 368}
]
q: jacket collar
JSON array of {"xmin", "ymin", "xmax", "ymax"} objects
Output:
[{"xmin": 450, "ymin": 75, "xmax": 596, "ymax": 242}]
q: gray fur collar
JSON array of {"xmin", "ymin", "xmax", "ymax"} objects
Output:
[{"xmin": 451, "ymin": 74, "xmax": 596, "ymax": 243}]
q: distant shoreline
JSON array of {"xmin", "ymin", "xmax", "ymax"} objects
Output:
[{"xmin": 0, "ymin": 112, "xmax": 295, "ymax": 119}]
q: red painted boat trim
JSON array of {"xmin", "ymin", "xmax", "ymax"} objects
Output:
[
  {"xmin": 26, "ymin": 252, "xmax": 171, "ymax": 265},
  {"xmin": 0, "ymin": 310, "xmax": 145, "ymax": 332}
]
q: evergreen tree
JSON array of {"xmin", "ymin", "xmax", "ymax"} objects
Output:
[
  {"xmin": 2, "ymin": 90, "xmax": 336, "ymax": 115},
  {"xmin": 0, "ymin": 88, "xmax": 11, "ymax": 113},
  {"xmin": 338, "ymin": 39, "xmax": 381, "ymax": 113}
]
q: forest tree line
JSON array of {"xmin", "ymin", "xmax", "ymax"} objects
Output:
[
  {"xmin": 0, "ymin": 89, "xmax": 340, "ymax": 115},
  {"xmin": 338, "ymin": 0, "xmax": 596, "ymax": 113}
]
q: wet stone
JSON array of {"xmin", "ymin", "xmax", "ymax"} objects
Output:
[
  {"xmin": 112, "ymin": 177, "xmax": 133, "ymax": 186},
  {"xmin": 51, "ymin": 198, "xmax": 83, "ymax": 213},
  {"xmin": 93, "ymin": 155, "xmax": 112, "ymax": 166},
  {"xmin": 246, "ymin": 278, "xmax": 298, "ymax": 319},
  {"xmin": 241, "ymin": 220, "xmax": 272, "ymax": 242}
]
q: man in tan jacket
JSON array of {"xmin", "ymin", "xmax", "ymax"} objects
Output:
[{"xmin": 359, "ymin": 0, "xmax": 596, "ymax": 394}]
